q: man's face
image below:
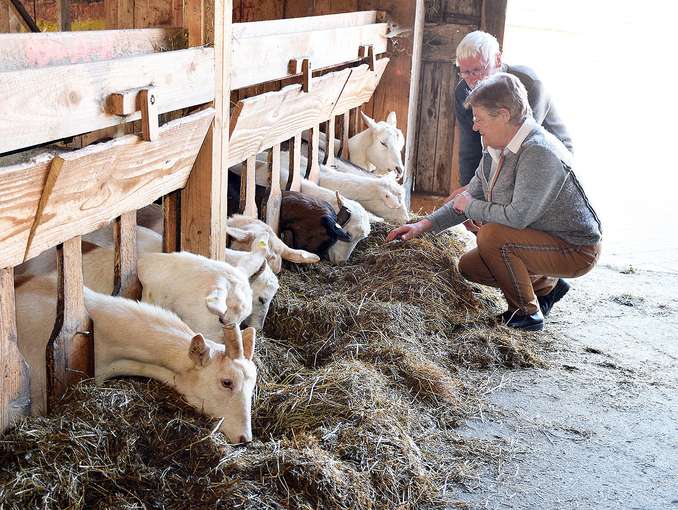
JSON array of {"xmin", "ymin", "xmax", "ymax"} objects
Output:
[{"xmin": 457, "ymin": 53, "xmax": 500, "ymax": 88}]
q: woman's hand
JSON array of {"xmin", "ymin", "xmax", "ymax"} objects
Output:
[
  {"xmin": 452, "ymin": 191, "xmax": 472, "ymax": 213},
  {"xmin": 385, "ymin": 219, "xmax": 433, "ymax": 242},
  {"xmin": 444, "ymin": 184, "xmax": 469, "ymax": 204}
]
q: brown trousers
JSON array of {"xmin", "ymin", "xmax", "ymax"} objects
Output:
[{"xmin": 458, "ymin": 223, "xmax": 601, "ymax": 315}]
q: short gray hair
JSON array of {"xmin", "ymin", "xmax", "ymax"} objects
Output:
[
  {"xmin": 463, "ymin": 72, "xmax": 532, "ymax": 125},
  {"xmin": 455, "ymin": 31, "xmax": 500, "ymax": 65}
]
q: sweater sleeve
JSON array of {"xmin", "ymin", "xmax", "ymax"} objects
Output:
[
  {"xmin": 455, "ymin": 84, "xmax": 483, "ymax": 186},
  {"xmin": 465, "ymin": 143, "xmax": 568, "ymax": 229}
]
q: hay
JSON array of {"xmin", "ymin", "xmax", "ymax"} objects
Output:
[{"xmin": 0, "ymin": 223, "xmax": 544, "ymax": 509}]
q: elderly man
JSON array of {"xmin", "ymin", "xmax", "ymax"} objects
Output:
[
  {"xmin": 454, "ymin": 30, "xmax": 573, "ymax": 188},
  {"xmin": 386, "ymin": 73, "xmax": 601, "ymax": 331}
]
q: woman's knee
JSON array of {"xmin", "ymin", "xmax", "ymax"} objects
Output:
[{"xmin": 476, "ymin": 223, "xmax": 508, "ymax": 253}]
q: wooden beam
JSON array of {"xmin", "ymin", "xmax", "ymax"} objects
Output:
[
  {"xmin": 57, "ymin": 0, "xmax": 70, "ymax": 31},
  {"xmin": 228, "ymin": 60, "xmax": 388, "ymax": 166},
  {"xmin": 113, "ymin": 211, "xmax": 141, "ymax": 300},
  {"xmin": 180, "ymin": 0, "xmax": 230, "ymax": 260},
  {"xmin": 231, "ymin": 22, "xmax": 388, "ymax": 90},
  {"xmin": 0, "ymin": 267, "xmax": 30, "ymax": 432},
  {"xmin": 0, "ymin": 47, "xmax": 214, "ymax": 154},
  {"xmin": 0, "ymin": 109, "xmax": 215, "ymax": 269},
  {"xmin": 0, "ymin": 29, "xmax": 188, "ymax": 72},
  {"xmin": 265, "ymin": 144, "xmax": 282, "ymax": 233},
  {"xmin": 233, "ymin": 10, "xmax": 380, "ymax": 38},
  {"xmin": 46, "ymin": 237, "xmax": 91, "ymax": 413}
]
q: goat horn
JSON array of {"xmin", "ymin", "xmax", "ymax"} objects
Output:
[{"xmin": 223, "ymin": 324, "xmax": 244, "ymax": 359}]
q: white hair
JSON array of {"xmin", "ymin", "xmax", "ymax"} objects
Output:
[{"xmin": 455, "ymin": 31, "xmax": 500, "ymax": 65}]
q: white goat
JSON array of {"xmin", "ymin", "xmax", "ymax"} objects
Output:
[
  {"xmin": 15, "ymin": 276, "xmax": 257, "ymax": 443},
  {"xmin": 226, "ymin": 215, "xmax": 320, "ymax": 273},
  {"xmin": 349, "ymin": 111, "xmax": 405, "ymax": 178}
]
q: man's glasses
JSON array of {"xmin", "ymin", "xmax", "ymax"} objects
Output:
[{"xmin": 458, "ymin": 64, "xmax": 490, "ymax": 78}]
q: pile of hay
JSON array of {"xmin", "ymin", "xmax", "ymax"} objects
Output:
[{"xmin": 0, "ymin": 224, "xmax": 542, "ymax": 509}]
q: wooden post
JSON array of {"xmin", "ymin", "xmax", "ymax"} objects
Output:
[
  {"xmin": 163, "ymin": 191, "xmax": 181, "ymax": 253},
  {"xmin": 265, "ymin": 144, "xmax": 282, "ymax": 233},
  {"xmin": 285, "ymin": 133, "xmax": 302, "ymax": 192},
  {"xmin": 306, "ymin": 124, "xmax": 320, "ymax": 183},
  {"xmin": 46, "ymin": 237, "xmax": 92, "ymax": 414},
  {"xmin": 322, "ymin": 115, "xmax": 336, "ymax": 167},
  {"xmin": 57, "ymin": 0, "xmax": 70, "ymax": 31},
  {"xmin": 0, "ymin": 267, "xmax": 30, "ymax": 431},
  {"xmin": 240, "ymin": 155, "xmax": 258, "ymax": 218},
  {"xmin": 338, "ymin": 111, "xmax": 350, "ymax": 159},
  {"xmin": 181, "ymin": 0, "xmax": 231, "ymax": 260},
  {"xmin": 113, "ymin": 211, "xmax": 141, "ymax": 300}
]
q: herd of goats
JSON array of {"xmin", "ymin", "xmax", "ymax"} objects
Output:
[{"xmin": 11, "ymin": 111, "xmax": 421, "ymax": 444}]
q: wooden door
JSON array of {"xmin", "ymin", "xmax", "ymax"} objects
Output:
[{"xmin": 413, "ymin": 0, "xmax": 506, "ymax": 196}]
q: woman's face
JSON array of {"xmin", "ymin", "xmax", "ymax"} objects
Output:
[{"xmin": 471, "ymin": 106, "xmax": 511, "ymax": 149}]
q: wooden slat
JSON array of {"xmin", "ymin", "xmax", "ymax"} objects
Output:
[
  {"xmin": 481, "ymin": 0, "xmax": 507, "ymax": 46},
  {"xmin": 231, "ymin": 22, "xmax": 388, "ymax": 90},
  {"xmin": 348, "ymin": 106, "xmax": 360, "ymax": 137},
  {"xmin": 0, "ymin": 0, "xmax": 10, "ymax": 32},
  {"xmin": 432, "ymin": 63, "xmax": 455, "ymax": 194},
  {"xmin": 46, "ymin": 237, "xmax": 92, "ymax": 413},
  {"xmin": 285, "ymin": 134, "xmax": 302, "ymax": 192},
  {"xmin": 338, "ymin": 111, "xmax": 350, "ymax": 159},
  {"xmin": 265, "ymin": 144, "xmax": 282, "ymax": 233},
  {"xmin": 162, "ymin": 192, "xmax": 181, "ymax": 253},
  {"xmin": 180, "ymin": 0, "xmax": 230, "ymax": 261},
  {"xmin": 0, "ymin": 47, "xmax": 214, "ymax": 154},
  {"xmin": 0, "ymin": 267, "xmax": 30, "ymax": 432},
  {"xmin": 0, "ymin": 108, "xmax": 215, "ymax": 269},
  {"xmin": 105, "ymin": 0, "xmax": 134, "ymax": 29},
  {"xmin": 228, "ymin": 60, "xmax": 388, "ymax": 166},
  {"xmin": 240, "ymin": 155, "xmax": 258, "ymax": 218},
  {"xmin": 306, "ymin": 125, "xmax": 320, "ymax": 183},
  {"xmin": 232, "ymin": 10, "xmax": 378, "ymax": 39},
  {"xmin": 113, "ymin": 211, "xmax": 141, "ymax": 300},
  {"xmin": 323, "ymin": 116, "xmax": 336, "ymax": 167},
  {"xmin": 422, "ymin": 23, "xmax": 474, "ymax": 62},
  {"xmin": 414, "ymin": 62, "xmax": 442, "ymax": 193},
  {"xmin": 0, "ymin": 28, "xmax": 188, "ymax": 72}
]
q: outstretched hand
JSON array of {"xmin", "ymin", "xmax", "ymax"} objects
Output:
[{"xmin": 385, "ymin": 219, "xmax": 433, "ymax": 243}]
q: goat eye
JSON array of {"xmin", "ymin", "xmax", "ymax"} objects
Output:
[
  {"xmin": 258, "ymin": 297, "xmax": 266, "ymax": 305},
  {"xmin": 221, "ymin": 379, "xmax": 233, "ymax": 390},
  {"xmin": 380, "ymin": 141, "xmax": 387, "ymax": 147}
]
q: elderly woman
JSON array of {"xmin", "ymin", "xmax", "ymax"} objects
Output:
[{"xmin": 386, "ymin": 73, "xmax": 602, "ymax": 331}]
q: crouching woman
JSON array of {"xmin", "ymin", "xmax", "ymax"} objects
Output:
[{"xmin": 386, "ymin": 72, "xmax": 602, "ymax": 331}]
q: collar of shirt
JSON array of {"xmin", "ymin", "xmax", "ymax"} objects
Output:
[{"xmin": 485, "ymin": 117, "xmax": 537, "ymax": 164}]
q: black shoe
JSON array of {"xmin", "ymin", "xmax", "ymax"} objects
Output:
[
  {"xmin": 538, "ymin": 279, "xmax": 571, "ymax": 317},
  {"xmin": 499, "ymin": 309, "xmax": 544, "ymax": 331}
]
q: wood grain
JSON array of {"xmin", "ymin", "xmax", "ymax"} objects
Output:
[
  {"xmin": 265, "ymin": 144, "xmax": 282, "ymax": 233},
  {"xmin": 113, "ymin": 211, "xmax": 141, "ymax": 299},
  {"xmin": 422, "ymin": 23, "xmax": 474, "ymax": 62},
  {"xmin": 0, "ymin": 108, "xmax": 215, "ymax": 269},
  {"xmin": 0, "ymin": 47, "xmax": 214, "ymax": 153}
]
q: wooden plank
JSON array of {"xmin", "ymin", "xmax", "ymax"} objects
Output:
[
  {"xmin": 0, "ymin": 28, "xmax": 188, "ymax": 71},
  {"xmin": 7, "ymin": 0, "xmax": 39, "ymax": 32},
  {"xmin": 228, "ymin": 60, "xmax": 388, "ymax": 166},
  {"xmin": 138, "ymin": 88, "xmax": 160, "ymax": 142},
  {"xmin": 232, "ymin": 10, "xmax": 378, "ymax": 38},
  {"xmin": 135, "ymin": 0, "xmax": 175, "ymax": 28},
  {"xmin": 265, "ymin": 144, "xmax": 282, "ymax": 233},
  {"xmin": 422, "ymin": 23, "xmax": 474, "ymax": 62},
  {"xmin": 231, "ymin": 23, "xmax": 388, "ymax": 90},
  {"xmin": 348, "ymin": 106, "xmax": 360, "ymax": 137},
  {"xmin": 338, "ymin": 111, "xmax": 350, "ymax": 159},
  {"xmin": 180, "ymin": 0, "xmax": 230, "ymax": 260},
  {"xmin": 414, "ymin": 62, "xmax": 442, "ymax": 194},
  {"xmin": 481, "ymin": 0, "xmax": 507, "ymax": 46},
  {"xmin": 432, "ymin": 63, "xmax": 454, "ymax": 194},
  {"xmin": 0, "ymin": 267, "xmax": 30, "ymax": 432},
  {"xmin": 162, "ymin": 192, "xmax": 181, "ymax": 252},
  {"xmin": 450, "ymin": 123, "xmax": 461, "ymax": 191},
  {"xmin": 0, "ymin": 0, "xmax": 11, "ymax": 32},
  {"xmin": 324, "ymin": 116, "xmax": 336, "ymax": 167},
  {"xmin": 46, "ymin": 237, "xmax": 92, "ymax": 413},
  {"xmin": 0, "ymin": 47, "xmax": 214, "ymax": 154},
  {"xmin": 57, "ymin": 0, "xmax": 70, "ymax": 31},
  {"xmin": 113, "ymin": 211, "xmax": 141, "ymax": 300},
  {"xmin": 233, "ymin": 0, "xmax": 283, "ymax": 23},
  {"xmin": 240, "ymin": 155, "xmax": 258, "ymax": 218},
  {"xmin": 285, "ymin": 134, "xmax": 302, "ymax": 192},
  {"xmin": 442, "ymin": 0, "xmax": 480, "ymax": 19},
  {"xmin": 306, "ymin": 125, "xmax": 320, "ymax": 182},
  {"xmin": 0, "ymin": 108, "xmax": 215, "ymax": 269},
  {"xmin": 105, "ymin": 0, "xmax": 134, "ymax": 29}
]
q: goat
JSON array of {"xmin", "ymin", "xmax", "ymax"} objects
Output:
[
  {"xmin": 15, "ymin": 275, "xmax": 257, "ymax": 444},
  {"xmin": 226, "ymin": 215, "xmax": 320, "ymax": 273},
  {"xmin": 278, "ymin": 190, "xmax": 352, "ymax": 259}
]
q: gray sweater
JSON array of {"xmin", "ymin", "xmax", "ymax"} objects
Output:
[{"xmin": 427, "ymin": 126, "xmax": 602, "ymax": 246}]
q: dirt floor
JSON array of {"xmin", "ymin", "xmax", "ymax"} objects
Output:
[{"xmin": 453, "ymin": 262, "xmax": 678, "ymax": 510}]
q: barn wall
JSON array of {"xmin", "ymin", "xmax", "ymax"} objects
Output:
[{"xmin": 413, "ymin": 0, "xmax": 506, "ymax": 196}]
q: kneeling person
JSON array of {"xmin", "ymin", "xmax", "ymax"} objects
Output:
[{"xmin": 386, "ymin": 73, "xmax": 602, "ymax": 331}]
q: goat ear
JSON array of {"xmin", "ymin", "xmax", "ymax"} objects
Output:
[
  {"xmin": 226, "ymin": 227, "xmax": 255, "ymax": 243},
  {"xmin": 205, "ymin": 286, "xmax": 228, "ymax": 317},
  {"xmin": 189, "ymin": 334, "xmax": 211, "ymax": 367},
  {"xmin": 360, "ymin": 111, "xmax": 377, "ymax": 129},
  {"xmin": 223, "ymin": 325, "xmax": 244, "ymax": 359},
  {"xmin": 242, "ymin": 327, "xmax": 256, "ymax": 361},
  {"xmin": 386, "ymin": 111, "xmax": 397, "ymax": 127},
  {"xmin": 335, "ymin": 191, "xmax": 345, "ymax": 210}
]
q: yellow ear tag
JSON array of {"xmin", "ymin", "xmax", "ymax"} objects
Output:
[{"xmin": 257, "ymin": 239, "xmax": 267, "ymax": 249}]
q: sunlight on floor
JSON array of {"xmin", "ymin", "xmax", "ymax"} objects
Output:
[{"xmin": 503, "ymin": 0, "xmax": 678, "ymax": 272}]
